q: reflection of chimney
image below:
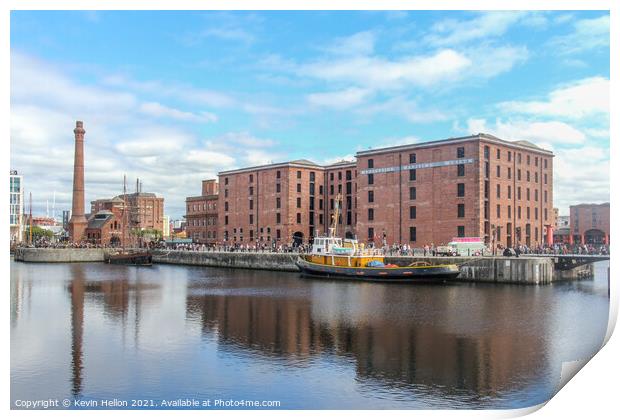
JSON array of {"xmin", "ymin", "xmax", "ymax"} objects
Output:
[
  {"xmin": 69, "ymin": 121, "xmax": 87, "ymax": 242},
  {"xmin": 69, "ymin": 265, "xmax": 85, "ymax": 397}
]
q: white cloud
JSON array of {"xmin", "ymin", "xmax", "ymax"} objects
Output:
[
  {"xmin": 548, "ymin": 15, "xmax": 609, "ymax": 55},
  {"xmin": 498, "ymin": 77, "xmax": 609, "ymax": 119},
  {"xmin": 465, "ymin": 118, "xmax": 586, "ymax": 146},
  {"xmin": 322, "ymin": 31, "xmax": 376, "ymax": 56},
  {"xmin": 139, "ymin": 102, "xmax": 218, "ymax": 123},
  {"xmin": 357, "ymin": 96, "xmax": 448, "ymax": 123},
  {"xmin": 425, "ymin": 11, "xmax": 527, "ymax": 46},
  {"xmin": 307, "ymin": 88, "xmax": 372, "ymax": 109},
  {"xmin": 377, "ymin": 135, "xmax": 421, "ymax": 148}
]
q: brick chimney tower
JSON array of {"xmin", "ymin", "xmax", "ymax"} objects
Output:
[{"xmin": 69, "ymin": 121, "xmax": 87, "ymax": 243}]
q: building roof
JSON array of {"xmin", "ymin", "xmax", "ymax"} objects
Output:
[
  {"xmin": 570, "ymin": 202, "xmax": 610, "ymax": 208},
  {"xmin": 116, "ymin": 192, "xmax": 159, "ymax": 199},
  {"xmin": 355, "ymin": 133, "xmax": 554, "ymax": 157},
  {"xmin": 324, "ymin": 160, "xmax": 356, "ymax": 168},
  {"xmin": 186, "ymin": 194, "xmax": 218, "ymax": 201},
  {"xmin": 218, "ymin": 159, "xmax": 324, "ymax": 176},
  {"xmin": 87, "ymin": 211, "xmax": 115, "ymax": 229}
]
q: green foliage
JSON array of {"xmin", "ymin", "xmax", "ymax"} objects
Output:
[{"xmin": 23, "ymin": 226, "xmax": 54, "ymax": 241}]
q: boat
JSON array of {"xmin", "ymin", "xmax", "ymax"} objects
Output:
[
  {"xmin": 107, "ymin": 250, "xmax": 153, "ymax": 266},
  {"xmin": 105, "ymin": 175, "xmax": 153, "ymax": 266},
  {"xmin": 296, "ymin": 195, "xmax": 460, "ymax": 282}
]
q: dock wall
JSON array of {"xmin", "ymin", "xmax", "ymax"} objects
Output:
[{"xmin": 12, "ymin": 248, "xmax": 581, "ymax": 284}]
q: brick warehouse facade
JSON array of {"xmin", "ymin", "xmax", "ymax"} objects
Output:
[
  {"xmin": 569, "ymin": 203, "xmax": 610, "ymax": 245},
  {"xmin": 185, "ymin": 179, "xmax": 219, "ymax": 244},
  {"xmin": 210, "ymin": 133, "xmax": 554, "ymax": 248}
]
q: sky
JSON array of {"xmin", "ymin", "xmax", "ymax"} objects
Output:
[{"xmin": 9, "ymin": 10, "xmax": 610, "ymax": 219}]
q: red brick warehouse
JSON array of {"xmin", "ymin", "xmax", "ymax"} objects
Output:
[{"xmin": 208, "ymin": 133, "xmax": 554, "ymax": 248}]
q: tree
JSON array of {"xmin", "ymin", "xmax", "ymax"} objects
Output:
[{"xmin": 23, "ymin": 226, "xmax": 54, "ymax": 242}]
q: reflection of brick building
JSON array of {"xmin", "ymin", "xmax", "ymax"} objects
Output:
[
  {"xmin": 215, "ymin": 134, "xmax": 554, "ymax": 247},
  {"xmin": 569, "ymin": 203, "xmax": 610, "ymax": 245},
  {"xmin": 185, "ymin": 180, "xmax": 219, "ymax": 244}
]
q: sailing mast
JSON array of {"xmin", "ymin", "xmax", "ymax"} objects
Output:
[
  {"xmin": 122, "ymin": 175, "xmax": 127, "ymax": 251},
  {"xmin": 330, "ymin": 193, "xmax": 341, "ymax": 238},
  {"xmin": 29, "ymin": 192, "xmax": 33, "ymax": 244}
]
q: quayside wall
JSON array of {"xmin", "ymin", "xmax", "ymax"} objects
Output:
[{"xmin": 12, "ymin": 248, "xmax": 568, "ymax": 284}]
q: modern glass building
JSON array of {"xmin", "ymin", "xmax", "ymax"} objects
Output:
[{"xmin": 10, "ymin": 170, "xmax": 24, "ymax": 243}]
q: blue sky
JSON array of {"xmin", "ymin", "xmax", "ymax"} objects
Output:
[{"xmin": 10, "ymin": 10, "xmax": 609, "ymax": 218}]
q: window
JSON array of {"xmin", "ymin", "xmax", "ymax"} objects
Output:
[
  {"xmin": 276, "ymin": 183, "xmax": 280, "ymax": 193},
  {"xmin": 368, "ymin": 159, "xmax": 374, "ymax": 168},
  {"xmin": 409, "ymin": 153, "xmax": 417, "ymax": 163},
  {"xmin": 276, "ymin": 170, "xmax": 281, "ymax": 179},
  {"xmin": 249, "ymin": 186, "xmax": 254, "ymax": 195},
  {"xmin": 297, "ymin": 183, "xmax": 301, "ymax": 193},
  {"xmin": 249, "ymin": 174, "xmax": 253, "ymax": 183},
  {"xmin": 368, "ymin": 174, "xmax": 374, "ymax": 185},
  {"xmin": 224, "ymin": 189, "xmax": 228, "ymax": 198},
  {"xmin": 457, "ymin": 147, "xmax": 465, "ymax": 158},
  {"xmin": 457, "ymin": 164, "xmax": 465, "ymax": 177},
  {"xmin": 297, "ymin": 197, "xmax": 301, "ymax": 208},
  {"xmin": 225, "ymin": 177, "xmax": 229, "ymax": 185},
  {"xmin": 346, "ymin": 182, "xmax": 352, "ymax": 194},
  {"xmin": 276, "ymin": 197, "xmax": 281, "ymax": 208},
  {"xmin": 544, "ymin": 174, "xmax": 548, "ymax": 184},
  {"xmin": 297, "ymin": 171, "xmax": 302, "ymax": 179},
  {"xmin": 497, "ymin": 149, "xmax": 501, "ymax": 159},
  {"xmin": 457, "ymin": 204, "xmax": 465, "ymax": 218},
  {"xmin": 409, "ymin": 169, "xmax": 416, "ymax": 181},
  {"xmin": 535, "ymin": 189, "xmax": 538, "ymax": 201},
  {"xmin": 225, "ymin": 216, "xmax": 228, "ymax": 225},
  {"xmin": 368, "ymin": 208, "xmax": 374, "ymax": 221},
  {"xmin": 409, "ymin": 187, "xmax": 416, "ymax": 200},
  {"xmin": 508, "ymin": 185, "xmax": 512, "ymax": 199},
  {"xmin": 319, "ymin": 199, "xmax": 324, "ymax": 210},
  {"xmin": 457, "ymin": 183, "xmax": 465, "ymax": 197},
  {"xmin": 310, "ymin": 172, "xmax": 315, "ymax": 182},
  {"xmin": 535, "ymin": 208, "xmax": 539, "ymax": 220},
  {"xmin": 508, "ymin": 151, "xmax": 512, "ymax": 162},
  {"xmin": 330, "ymin": 173, "xmax": 334, "ymax": 181},
  {"xmin": 497, "ymin": 204, "xmax": 501, "ymax": 218},
  {"xmin": 410, "ymin": 206, "xmax": 416, "ymax": 219},
  {"xmin": 527, "ymin": 155, "xmax": 531, "ymax": 165},
  {"xmin": 496, "ymin": 184, "xmax": 501, "ymax": 198},
  {"xmin": 518, "ymin": 206, "xmax": 522, "ymax": 219},
  {"xmin": 484, "ymin": 146, "xmax": 490, "ymax": 159},
  {"xmin": 319, "ymin": 214, "xmax": 324, "ymax": 225},
  {"xmin": 338, "ymin": 184, "xmax": 342, "ymax": 194},
  {"xmin": 544, "ymin": 208, "xmax": 548, "ymax": 221},
  {"xmin": 410, "ymin": 227, "xmax": 417, "ymax": 242},
  {"xmin": 485, "ymin": 181, "xmax": 489, "ymax": 199},
  {"xmin": 368, "ymin": 227, "xmax": 374, "ymax": 240},
  {"xmin": 249, "ymin": 214, "xmax": 253, "ymax": 224},
  {"xmin": 330, "ymin": 185, "xmax": 334, "ymax": 195},
  {"xmin": 368, "ymin": 190, "xmax": 374, "ymax": 203},
  {"xmin": 276, "ymin": 213, "xmax": 281, "ymax": 224},
  {"xmin": 296, "ymin": 213, "xmax": 301, "ymax": 223},
  {"xmin": 319, "ymin": 185, "xmax": 323, "ymax": 194},
  {"xmin": 346, "ymin": 170, "xmax": 352, "ymax": 180},
  {"xmin": 517, "ymin": 169, "xmax": 521, "ymax": 181},
  {"xmin": 485, "ymin": 162, "xmax": 490, "ymax": 178},
  {"xmin": 544, "ymin": 159, "xmax": 548, "ymax": 169},
  {"xmin": 508, "ymin": 167, "xmax": 512, "ymax": 179},
  {"xmin": 496, "ymin": 165, "xmax": 501, "ymax": 177},
  {"xmin": 535, "ymin": 157, "xmax": 538, "ymax": 166},
  {"xmin": 517, "ymin": 187, "xmax": 521, "ymax": 200},
  {"xmin": 527, "ymin": 207, "xmax": 531, "ymax": 219},
  {"xmin": 527, "ymin": 171, "xmax": 530, "ymax": 182},
  {"xmin": 457, "ymin": 226, "xmax": 465, "ymax": 237},
  {"xmin": 249, "ymin": 200, "xmax": 253, "ymax": 210},
  {"xmin": 526, "ymin": 188, "xmax": 530, "ymax": 201},
  {"xmin": 224, "ymin": 202, "xmax": 229, "ymax": 211},
  {"xmin": 544, "ymin": 190, "xmax": 548, "ymax": 203},
  {"xmin": 338, "ymin": 172, "xmax": 342, "ymax": 181}
]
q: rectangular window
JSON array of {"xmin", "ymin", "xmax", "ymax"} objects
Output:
[
  {"xmin": 527, "ymin": 207, "xmax": 531, "ymax": 219},
  {"xmin": 457, "ymin": 164, "xmax": 465, "ymax": 176},
  {"xmin": 297, "ymin": 197, "xmax": 301, "ymax": 208},
  {"xmin": 368, "ymin": 208, "xmax": 374, "ymax": 221},
  {"xmin": 508, "ymin": 167, "xmax": 512, "ymax": 179},
  {"xmin": 224, "ymin": 189, "xmax": 228, "ymax": 198},
  {"xmin": 457, "ymin": 226, "xmax": 465, "ymax": 237},
  {"xmin": 276, "ymin": 197, "xmax": 281, "ymax": 208},
  {"xmin": 484, "ymin": 146, "xmax": 490, "ymax": 159},
  {"xmin": 535, "ymin": 189, "xmax": 538, "ymax": 201},
  {"xmin": 457, "ymin": 204, "xmax": 465, "ymax": 218},
  {"xmin": 527, "ymin": 171, "xmax": 530, "ymax": 182},
  {"xmin": 276, "ymin": 213, "xmax": 281, "ymax": 224},
  {"xmin": 330, "ymin": 173, "xmax": 334, "ymax": 181},
  {"xmin": 330, "ymin": 184, "xmax": 334, "ymax": 195},
  {"xmin": 457, "ymin": 183, "xmax": 465, "ymax": 197},
  {"xmin": 368, "ymin": 190, "xmax": 374, "ymax": 203},
  {"xmin": 527, "ymin": 155, "xmax": 531, "ymax": 165},
  {"xmin": 409, "ymin": 153, "xmax": 417, "ymax": 163},
  {"xmin": 544, "ymin": 159, "xmax": 548, "ymax": 169},
  {"xmin": 296, "ymin": 213, "xmax": 301, "ymax": 223},
  {"xmin": 535, "ymin": 157, "xmax": 538, "ymax": 166},
  {"xmin": 544, "ymin": 208, "xmax": 548, "ymax": 221},
  {"xmin": 225, "ymin": 177, "xmax": 229, "ymax": 185},
  {"xmin": 249, "ymin": 214, "xmax": 253, "ymax": 224},
  {"xmin": 508, "ymin": 185, "xmax": 512, "ymax": 199},
  {"xmin": 517, "ymin": 169, "xmax": 521, "ymax": 181},
  {"xmin": 497, "ymin": 149, "xmax": 501, "ymax": 159},
  {"xmin": 276, "ymin": 170, "xmax": 281, "ymax": 179},
  {"xmin": 544, "ymin": 173, "xmax": 548, "ymax": 184},
  {"xmin": 496, "ymin": 165, "xmax": 501, "ymax": 177},
  {"xmin": 409, "ymin": 169, "xmax": 416, "ymax": 181},
  {"xmin": 346, "ymin": 182, "xmax": 352, "ymax": 195},
  {"xmin": 518, "ymin": 206, "xmax": 522, "ymax": 219},
  {"xmin": 319, "ymin": 199, "xmax": 324, "ymax": 210},
  {"xmin": 457, "ymin": 147, "xmax": 465, "ymax": 158},
  {"xmin": 249, "ymin": 186, "xmax": 254, "ymax": 195},
  {"xmin": 496, "ymin": 184, "xmax": 501, "ymax": 198},
  {"xmin": 409, "ymin": 206, "xmax": 416, "ymax": 219},
  {"xmin": 508, "ymin": 151, "xmax": 512, "ymax": 162},
  {"xmin": 497, "ymin": 204, "xmax": 501, "ymax": 218},
  {"xmin": 224, "ymin": 202, "xmax": 229, "ymax": 211},
  {"xmin": 297, "ymin": 170, "xmax": 302, "ymax": 179},
  {"xmin": 508, "ymin": 205, "xmax": 512, "ymax": 218},
  {"xmin": 225, "ymin": 215, "xmax": 228, "ymax": 225},
  {"xmin": 319, "ymin": 185, "xmax": 323, "ymax": 194},
  {"xmin": 249, "ymin": 174, "xmax": 253, "ymax": 183},
  {"xmin": 368, "ymin": 159, "xmax": 374, "ymax": 168},
  {"xmin": 368, "ymin": 227, "xmax": 374, "ymax": 241},
  {"xmin": 409, "ymin": 226, "xmax": 417, "ymax": 242},
  {"xmin": 276, "ymin": 183, "xmax": 280, "ymax": 193},
  {"xmin": 338, "ymin": 172, "xmax": 342, "ymax": 181},
  {"xmin": 518, "ymin": 153, "xmax": 522, "ymax": 164},
  {"xmin": 310, "ymin": 172, "xmax": 315, "ymax": 182},
  {"xmin": 368, "ymin": 174, "xmax": 374, "ymax": 185},
  {"xmin": 346, "ymin": 170, "xmax": 352, "ymax": 180},
  {"xmin": 518, "ymin": 187, "xmax": 521, "ymax": 200},
  {"xmin": 544, "ymin": 190, "xmax": 548, "ymax": 203},
  {"xmin": 535, "ymin": 208, "xmax": 539, "ymax": 220},
  {"xmin": 297, "ymin": 183, "xmax": 301, "ymax": 193},
  {"xmin": 409, "ymin": 187, "xmax": 416, "ymax": 200},
  {"xmin": 527, "ymin": 188, "xmax": 530, "ymax": 201},
  {"xmin": 319, "ymin": 214, "xmax": 324, "ymax": 225},
  {"xmin": 249, "ymin": 200, "xmax": 253, "ymax": 210}
]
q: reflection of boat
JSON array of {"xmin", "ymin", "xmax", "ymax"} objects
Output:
[
  {"xmin": 296, "ymin": 195, "xmax": 459, "ymax": 282},
  {"xmin": 106, "ymin": 251, "xmax": 152, "ymax": 266}
]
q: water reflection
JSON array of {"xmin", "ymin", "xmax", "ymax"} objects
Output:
[{"xmin": 11, "ymin": 262, "xmax": 610, "ymax": 409}]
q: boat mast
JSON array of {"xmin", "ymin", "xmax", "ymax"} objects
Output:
[
  {"xmin": 122, "ymin": 175, "xmax": 127, "ymax": 251},
  {"xmin": 330, "ymin": 193, "xmax": 341, "ymax": 238}
]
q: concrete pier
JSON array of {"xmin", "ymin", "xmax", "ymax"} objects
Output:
[{"xmin": 13, "ymin": 248, "xmax": 595, "ymax": 284}]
